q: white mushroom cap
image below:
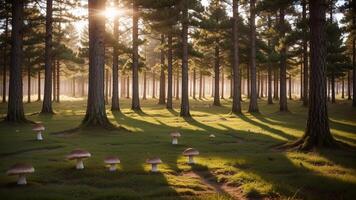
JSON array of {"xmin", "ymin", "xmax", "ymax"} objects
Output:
[
  {"xmin": 183, "ymin": 148, "xmax": 199, "ymax": 156},
  {"xmin": 67, "ymin": 149, "xmax": 91, "ymax": 160},
  {"xmin": 104, "ymin": 156, "xmax": 120, "ymax": 164},
  {"xmin": 146, "ymin": 157, "xmax": 162, "ymax": 164},
  {"xmin": 32, "ymin": 124, "xmax": 45, "ymax": 131},
  {"xmin": 170, "ymin": 131, "xmax": 181, "ymax": 138},
  {"xmin": 209, "ymin": 134, "xmax": 216, "ymax": 138},
  {"xmin": 7, "ymin": 163, "xmax": 35, "ymax": 176}
]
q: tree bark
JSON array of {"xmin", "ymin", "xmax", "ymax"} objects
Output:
[
  {"xmin": 213, "ymin": 43, "xmax": 221, "ymax": 106},
  {"xmin": 348, "ymin": 71, "xmax": 351, "ymax": 100},
  {"xmin": 248, "ymin": 0, "xmax": 259, "ymax": 113},
  {"xmin": 37, "ymin": 71, "xmax": 41, "ymax": 101},
  {"xmin": 111, "ymin": 1, "xmax": 120, "ymax": 111},
  {"xmin": 279, "ymin": 8, "xmax": 288, "ymax": 112},
  {"xmin": 167, "ymin": 32, "xmax": 173, "ymax": 109},
  {"xmin": 2, "ymin": 11, "xmax": 9, "ymax": 103},
  {"xmin": 193, "ymin": 68, "xmax": 196, "ymax": 99},
  {"xmin": 27, "ymin": 60, "xmax": 31, "ymax": 103},
  {"xmin": 82, "ymin": 0, "xmax": 114, "ymax": 128},
  {"xmin": 56, "ymin": 60, "xmax": 60, "ymax": 102},
  {"xmin": 221, "ymin": 66, "xmax": 224, "ymax": 99},
  {"xmin": 180, "ymin": 0, "xmax": 190, "ymax": 117},
  {"xmin": 331, "ymin": 71, "xmax": 336, "ymax": 103},
  {"xmin": 6, "ymin": 0, "xmax": 26, "ymax": 122},
  {"xmin": 199, "ymin": 70, "xmax": 203, "ymax": 99},
  {"xmin": 131, "ymin": 0, "xmax": 140, "ymax": 110},
  {"xmin": 289, "ymin": 0, "xmax": 336, "ymax": 150},
  {"xmin": 159, "ymin": 35, "xmax": 166, "ymax": 105},
  {"xmin": 274, "ymin": 69, "xmax": 279, "ymax": 99},
  {"xmin": 72, "ymin": 77, "xmax": 76, "ymax": 97},
  {"xmin": 105, "ymin": 68, "xmax": 109, "ymax": 104},
  {"xmin": 126, "ymin": 75, "xmax": 130, "ymax": 98},
  {"xmin": 289, "ymin": 74, "xmax": 292, "ymax": 100},
  {"xmin": 176, "ymin": 69, "xmax": 179, "ymax": 100},
  {"xmin": 152, "ymin": 72, "xmax": 156, "ymax": 98},
  {"xmin": 302, "ymin": 0, "xmax": 309, "ymax": 106},
  {"xmin": 143, "ymin": 70, "xmax": 147, "ymax": 100},
  {"xmin": 52, "ymin": 61, "xmax": 56, "ymax": 102},
  {"xmin": 342, "ymin": 76, "xmax": 345, "ymax": 99},
  {"xmin": 353, "ymin": 31, "xmax": 356, "ymax": 106},
  {"xmin": 41, "ymin": 0, "xmax": 54, "ymax": 114}
]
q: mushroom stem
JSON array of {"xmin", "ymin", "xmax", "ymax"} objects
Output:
[
  {"xmin": 188, "ymin": 155, "xmax": 194, "ymax": 164},
  {"xmin": 37, "ymin": 132, "xmax": 43, "ymax": 141},
  {"xmin": 109, "ymin": 164, "xmax": 117, "ymax": 172},
  {"xmin": 172, "ymin": 137, "xmax": 178, "ymax": 145},
  {"xmin": 151, "ymin": 163, "xmax": 158, "ymax": 172},
  {"xmin": 76, "ymin": 159, "xmax": 84, "ymax": 169},
  {"xmin": 17, "ymin": 174, "xmax": 27, "ymax": 185}
]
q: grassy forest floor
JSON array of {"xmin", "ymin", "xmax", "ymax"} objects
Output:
[{"xmin": 0, "ymin": 98, "xmax": 355, "ymax": 200}]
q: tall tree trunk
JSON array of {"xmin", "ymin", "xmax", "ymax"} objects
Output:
[
  {"xmin": 291, "ymin": 0, "xmax": 336, "ymax": 150},
  {"xmin": 167, "ymin": 32, "xmax": 173, "ymax": 109},
  {"xmin": 261, "ymin": 73, "xmax": 264, "ymax": 98},
  {"xmin": 111, "ymin": 1, "xmax": 120, "ymax": 111},
  {"xmin": 2, "ymin": 11, "xmax": 9, "ymax": 103},
  {"xmin": 52, "ymin": 61, "xmax": 56, "ymax": 102},
  {"xmin": 159, "ymin": 35, "xmax": 166, "ymax": 105},
  {"xmin": 221, "ymin": 66, "xmax": 224, "ymax": 99},
  {"xmin": 302, "ymin": 0, "xmax": 309, "ymax": 106},
  {"xmin": 274, "ymin": 69, "xmax": 279, "ymax": 99},
  {"xmin": 143, "ymin": 70, "xmax": 147, "ymax": 100},
  {"xmin": 37, "ymin": 71, "xmax": 41, "ymax": 101},
  {"xmin": 41, "ymin": 0, "xmax": 54, "ymax": 114},
  {"xmin": 300, "ymin": 62, "xmax": 303, "ymax": 100},
  {"xmin": 180, "ymin": 0, "xmax": 190, "ymax": 117},
  {"xmin": 268, "ymin": 65, "xmax": 273, "ymax": 104},
  {"xmin": 176, "ymin": 69, "xmax": 179, "ymax": 100},
  {"xmin": 131, "ymin": 0, "xmax": 140, "ymax": 110},
  {"xmin": 213, "ymin": 43, "xmax": 221, "ymax": 106},
  {"xmin": 56, "ymin": 60, "xmax": 60, "ymax": 102},
  {"xmin": 6, "ymin": 0, "xmax": 26, "ymax": 122},
  {"xmin": 72, "ymin": 77, "xmax": 76, "ymax": 97},
  {"xmin": 342, "ymin": 76, "xmax": 345, "ymax": 99},
  {"xmin": 202, "ymin": 75, "xmax": 205, "ymax": 98},
  {"xmin": 126, "ymin": 75, "xmax": 130, "ymax": 98},
  {"xmin": 279, "ymin": 8, "xmax": 288, "ymax": 112},
  {"xmin": 82, "ymin": 0, "xmax": 113, "ymax": 128},
  {"xmin": 248, "ymin": 0, "xmax": 258, "ymax": 112},
  {"xmin": 105, "ymin": 68, "xmax": 109, "ymax": 104},
  {"xmin": 152, "ymin": 72, "xmax": 156, "ymax": 98},
  {"xmin": 353, "ymin": 27, "xmax": 356, "ymax": 106},
  {"xmin": 247, "ymin": 66, "xmax": 250, "ymax": 98},
  {"xmin": 193, "ymin": 68, "xmax": 196, "ymax": 99},
  {"xmin": 257, "ymin": 70, "xmax": 260, "ymax": 98},
  {"xmin": 348, "ymin": 71, "xmax": 351, "ymax": 100},
  {"xmin": 289, "ymin": 74, "xmax": 292, "ymax": 100},
  {"xmin": 331, "ymin": 71, "xmax": 336, "ymax": 103},
  {"xmin": 199, "ymin": 70, "xmax": 203, "ymax": 99},
  {"xmin": 27, "ymin": 60, "xmax": 31, "ymax": 103}
]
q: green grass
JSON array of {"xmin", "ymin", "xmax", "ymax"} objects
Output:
[{"xmin": 0, "ymin": 98, "xmax": 355, "ymax": 200}]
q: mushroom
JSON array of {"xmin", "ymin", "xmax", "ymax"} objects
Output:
[
  {"xmin": 67, "ymin": 149, "xmax": 91, "ymax": 170},
  {"xmin": 170, "ymin": 131, "xmax": 181, "ymax": 145},
  {"xmin": 146, "ymin": 157, "xmax": 162, "ymax": 172},
  {"xmin": 209, "ymin": 134, "xmax": 216, "ymax": 139},
  {"xmin": 183, "ymin": 148, "xmax": 199, "ymax": 164},
  {"xmin": 32, "ymin": 124, "xmax": 45, "ymax": 141},
  {"xmin": 104, "ymin": 156, "xmax": 120, "ymax": 172},
  {"xmin": 7, "ymin": 163, "xmax": 35, "ymax": 185}
]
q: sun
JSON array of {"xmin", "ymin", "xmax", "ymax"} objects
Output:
[{"xmin": 103, "ymin": 7, "xmax": 119, "ymax": 20}]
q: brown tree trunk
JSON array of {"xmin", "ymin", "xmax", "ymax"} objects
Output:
[
  {"xmin": 213, "ymin": 43, "xmax": 221, "ymax": 106},
  {"xmin": 221, "ymin": 66, "xmax": 224, "ymax": 99},
  {"xmin": 82, "ymin": 0, "xmax": 114, "ymax": 128},
  {"xmin": 353, "ymin": 31, "xmax": 356, "ymax": 106},
  {"xmin": 176, "ymin": 69, "xmax": 179, "ymax": 100},
  {"xmin": 331, "ymin": 72, "xmax": 336, "ymax": 103},
  {"xmin": 300, "ymin": 62, "xmax": 303, "ymax": 100},
  {"xmin": 27, "ymin": 60, "xmax": 31, "ymax": 103},
  {"xmin": 131, "ymin": 0, "xmax": 140, "ymax": 110},
  {"xmin": 126, "ymin": 75, "xmax": 130, "ymax": 98},
  {"xmin": 72, "ymin": 77, "xmax": 75, "ymax": 97},
  {"xmin": 167, "ymin": 32, "xmax": 173, "ymax": 109},
  {"xmin": 279, "ymin": 8, "xmax": 288, "ymax": 112},
  {"xmin": 248, "ymin": 0, "xmax": 259, "ymax": 113},
  {"xmin": 56, "ymin": 60, "xmax": 60, "ymax": 102},
  {"xmin": 274, "ymin": 69, "xmax": 279, "ymax": 100},
  {"xmin": 342, "ymin": 76, "xmax": 345, "ymax": 99},
  {"xmin": 180, "ymin": 0, "xmax": 190, "ymax": 117},
  {"xmin": 2, "ymin": 11, "xmax": 9, "ymax": 103},
  {"xmin": 257, "ymin": 70, "xmax": 260, "ymax": 99},
  {"xmin": 152, "ymin": 72, "xmax": 156, "ymax": 98},
  {"xmin": 268, "ymin": 65, "xmax": 273, "ymax": 104},
  {"xmin": 199, "ymin": 70, "xmax": 203, "ymax": 99},
  {"xmin": 289, "ymin": 0, "xmax": 336, "ymax": 150},
  {"xmin": 193, "ymin": 68, "xmax": 196, "ymax": 99},
  {"xmin": 143, "ymin": 71, "xmax": 147, "ymax": 100},
  {"xmin": 261, "ymin": 73, "xmax": 264, "ymax": 98},
  {"xmin": 111, "ymin": 1, "xmax": 120, "ymax": 111},
  {"xmin": 289, "ymin": 74, "xmax": 292, "ymax": 100},
  {"xmin": 41, "ymin": 0, "xmax": 54, "ymax": 114},
  {"xmin": 52, "ymin": 61, "xmax": 56, "ymax": 102},
  {"xmin": 348, "ymin": 71, "xmax": 351, "ymax": 100},
  {"xmin": 37, "ymin": 71, "xmax": 41, "ymax": 101},
  {"xmin": 159, "ymin": 35, "xmax": 166, "ymax": 105},
  {"xmin": 6, "ymin": 0, "xmax": 26, "ymax": 122},
  {"xmin": 105, "ymin": 68, "xmax": 109, "ymax": 104},
  {"xmin": 302, "ymin": 0, "xmax": 309, "ymax": 106}
]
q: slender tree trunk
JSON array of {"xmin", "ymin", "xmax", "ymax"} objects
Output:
[
  {"xmin": 167, "ymin": 32, "xmax": 173, "ymax": 109},
  {"xmin": 331, "ymin": 71, "xmax": 336, "ymax": 103},
  {"xmin": 199, "ymin": 70, "xmax": 203, "ymax": 99},
  {"xmin": 37, "ymin": 71, "xmax": 41, "ymax": 101},
  {"xmin": 268, "ymin": 65, "xmax": 273, "ymax": 104},
  {"xmin": 202, "ymin": 75, "xmax": 205, "ymax": 98},
  {"xmin": 261, "ymin": 73, "xmax": 264, "ymax": 98},
  {"xmin": 291, "ymin": 0, "xmax": 336, "ymax": 150},
  {"xmin": 247, "ymin": 66, "xmax": 250, "ymax": 98},
  {"xmin": 152, "ymin": 72, "xmax": 156, "ymax": 98},
  {"xmin": 176, "ymin": 69, "xmax": 179, "ymax": 100},
  {"xmin": 193, "ymin": 68, "xmax": 196, "ymax": 99},
  {"xmin": 257, "ymin": 70, "xmax": 260, "ymax": 98},
  {"xmin": 342, "ymin": 76, "xmax": 345, "ymax": 99},
  {"xmin": 279, "ymin": 8, "xmax": 288, "ymax": 112},
  {"xmin": 111, "ymin": 1, "xmax": 120, "ymax": 111},
  {"xmin": 353, "ymin": 29, "xmax": 356, "ymax": 106},
  {"xmin": 274, "ymin": 69, "xmax": 279, "ymax": 99},
  {"xmin": 348, "ymin": 71, "xmax": 351, "ymax": 100},
  {"xmin": 82, "ymin": 0, "xmax": 113, "ymax": 128},
  {"xmin": 2, "ymin": 12, "xmax": 9, "ymax": 103},
  {"xmin": 126, "ymin": 75, "xmax": 130, "ymax": 98},
  {"xmin": 131, "ymin": 0, "xmax": 140, "ymax": 110},
  {"xmin": 213, "ymin": 43, "xmax": 221, "ymax": 106},
  {"xmin": 52, "ymin": 61, "xmax": 56, "ymax": 102},
  {"xmin": 302, "ymin": 0, "xmax": 309, "ymax": 106},
  {"xmin": 56, "ymin": 60, "xmax": 60, "ymax": 102},
  {"xmin": 180, "ymin": 0, "xmax": 190, "ymax": 117},
  {"xmin": 248, "ymin": 0, "xmax": 258, "ymax": 112},
  {"xmin": 221, "ymin": 66, "xmax": 224, "ymax": 99},
  {"xmin": 327, "ymin": 78, "xmax": 331, "ymax": 101},
  {"xmin": 143, "ymin": 71, "xmax": 147, "ymax": 100},
  {"xmin": 289, "ymin": 74, "xmax": 292, "ymax": 100},
  {"xmin": 159, "ymin": 35, "xmax": 166, "ymax": 105},
  {"xmin": 41, "ymin": 0, "xmax": 54, "ymax": 114},
  {"xmin": 300, "ymin": 62, "xmax": 303, "ymax": 100},
  {"xmin": 72, "ymin": 77, "xmax": 76, "ymax": 97},
  {"xmin": 6, "ymin": 0, "xmax": 26, "ymax": 122},
  {"xmin": 105, "ymin": 68, "xmax": 109, "ymax": 104},
  {"xmin": 27, "ymin": 60, "xmax": 31, "ymax": 103}
]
